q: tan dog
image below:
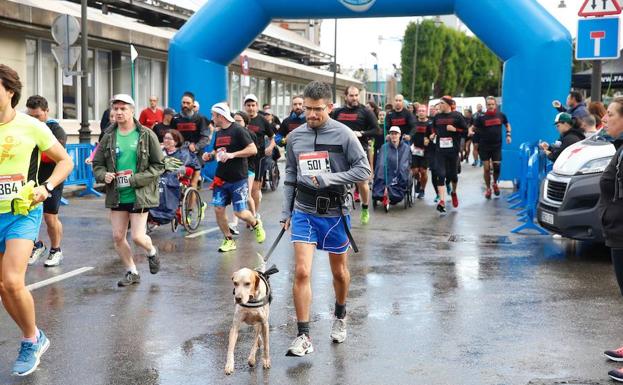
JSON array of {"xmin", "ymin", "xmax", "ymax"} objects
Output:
[{"xmin": 225, "ymin": 267, "xmax": 272, "ymax": 375}]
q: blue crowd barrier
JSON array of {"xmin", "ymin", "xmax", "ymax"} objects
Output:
[{"xmin": 62, "ymin": 144, "xmax": 102, "ymax": 202}]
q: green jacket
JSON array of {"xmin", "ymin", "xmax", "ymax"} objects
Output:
[{"xmin": 93, "ymin": 120, "xmax": 164, "ymax": 209}]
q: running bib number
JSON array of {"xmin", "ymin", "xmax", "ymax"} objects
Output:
[
  {"xmin": 440, "ymin": 137, "xmax": 454, "ymax": 149},
  {"xmin": 0, "ymin": 174, "xmax": 25, "ymax": 201},
  {"xmin": 299, "ymin": 151, "xmax": 331, "ymax": 176},
  {"xmin": 411, "ymin": 145, "xmax": 425, "ymax": 157},
  {"xmin": 115, "ymin": 170, "xmax": 133, "ymax": 188}
]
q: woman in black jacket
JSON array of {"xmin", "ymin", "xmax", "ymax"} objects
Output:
[{"xmin": 599, "ymin": 97, "xmax": 623, "ymax": 383}]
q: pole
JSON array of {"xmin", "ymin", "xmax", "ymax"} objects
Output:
[
  {"xmin": 591, "ymin": 60, "xmax": 602, "ymax": 102},
  {"xmin": 410, "ymin": 21, "xmax": 419, "ymax": 101},
  {"xmin": 375, "ymin": 63, "xmax": 379, "ymax": 106},
  {"xmin": 78, "ymin": 0, "xmax": 91, "ymax": 143},
  {"xmin": 131, "ymin": 60, "xmax": 135, "ymax": 102},
  {"xmin": 332, "ymin": 19, "xmax": 337, "ymax": 104}
]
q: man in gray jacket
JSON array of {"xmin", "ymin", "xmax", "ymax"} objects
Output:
[{"xmin": 281, "ymin": 81, "xmax": 371, "ymax": 357}]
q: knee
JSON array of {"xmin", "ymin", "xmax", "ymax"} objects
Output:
[
  {"xmin": 130, "ymin": 233, "xmax": 145, "ymax": 244},
  {"xmin": 333, "ymin": 267, "xmax": 349, "ymax": 283},
  {"xmin": 214, "ymin": 206, "xmax": 226, "ymax": 216},
  {"xmin": 112, "ymin": 230, "xmax": 126, "ymax": 245},
  {"xmin": 0, "ymin": 277, "xmax": 24, "ymax": 296},
  {"xmin": 294, "ymin": 265, "xmax": 311, "ymax": 283}
]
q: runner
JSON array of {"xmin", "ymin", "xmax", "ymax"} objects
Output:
[
  {"xmin": 472, "ymin": 96, "xmax": 511, "ymax": 199},
  {"xmin": 431, "ymin": 96, "xmax": 468, "ymax": 213},
  {"xmin": 282, "ymin": 81, "xmax": 371, "ymax": 357},
  {"xmin": 278, "ymin": 96, "xmax": 306, "ymax": 146},
  {"xmin": 409, "ymin": 105, "xmax": 433, "ymax": 199},
  {"xmin": 202, "ymin": 103, "xmax": 266, "ymax": 252},
  {"xmin": 385, "ymin": 94, "xmax": 415, "ymax": 139},
  {"xmin": 92, "ymin": 94, "xmax": 164, "ymax": 287},
  {"xmin": 26, "ymin": 95, "xmax": 67, "ymax": 267},
  {"xmin": 244, "ymin": 94, "xmax": 275, "ymax": 218},
  {"xmin": 331, "ymin": 86, "xmax": 380, "ymax": 224},
  {"xmin": 0, "ymin": 64, "xmax": 73, "ymax": 376}
]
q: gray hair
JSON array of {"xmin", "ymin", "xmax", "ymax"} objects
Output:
[
  {"xmin": 303, "ymin": 81, "xmax": 333, "ymax": 102},
  {"xmin": 486, "ymin": 96, "xmax": 496, "ymax": 103},
  {"xmin": 583, "ymin": 114, "xmax": 596, "ymax": 127}
]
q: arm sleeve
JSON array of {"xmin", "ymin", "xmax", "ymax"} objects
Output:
[
  {"xmin": 362, "ymin": 109, "xmax": 381, "ymax": 138},
  {"xmin": 53, "ymin": 124, "xmax": 68, "ymax": 147},
  {"xmin": 281, "ymin": 134, "xmax": 298, "ymax": 221},
  {"xmin": 196, "ymin": 116, "xmax": 211, "ymax": 151},
  {"xmin": 316, "ymin": 130, "xmax": 371, "ymax": 187},
  {"xmin": 130, "ymin": 131, "xmax": 165, "ymax": 188}
]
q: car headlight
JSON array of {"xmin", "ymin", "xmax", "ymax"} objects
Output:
[{"xmin": 576, "ymin": 157, "xmax": 611, "ymax": 175}]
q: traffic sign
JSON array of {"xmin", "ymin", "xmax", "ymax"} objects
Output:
[
  {"xmin": 50, "ymin": 14, "xmax": 81, "ymax": 75},
  {"xmin": 240, "ymin": 55, "xmax": 250, "ymax": 75},
  {"xmin": 576, "ymin": 17, "xmax": 620, "ymax": 60},
  {"xmin": 578, "ymin": 0, "xmax": 621, "ymax": 17}
]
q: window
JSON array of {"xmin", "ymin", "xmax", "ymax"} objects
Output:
[
  {"xmin": 135, "ymin": 57, "xmax": 151, "ymax": 112},
  {"xmin": 25, "ymin": 39, "xmax": 37, "ymax": 101},
  {"xmin": 283, "ymin": 82, "xmax": 291, "ymax": 118},
  {"xmin": 87, "ymin": 50, "xmax": 95, "ymax": 120},
  {"xmin": 119, "ymin": 55, "xmax": 132, "ymax": 96},
  {"xmin": 40, "ymin": 41, "xmax": 59, "ymax": 118},
  {"xmin": 231, "ymin": 71, "xmax": 240, "ymax": 110},
  {"xmin": 152, "ymin": 60, "xmax": 165, "ymax": 109},
  {"xmin": 258, "ymin": 78, "xmax": 266, "ymax": 109},
  {"xmin": 270, "ymin": 80, "xmax": 277, "ymax": 110},
  {"xmin": 276, "ymin": 81, "xmax": 284, "ymax": 119},
  {"xmin": 96, "ymin": 51, "xmax": 112, "ymax": 120}
]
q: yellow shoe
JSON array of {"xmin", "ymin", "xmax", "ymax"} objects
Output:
[
  {"xmin": 218, "ymin": 238, "xmax": 236, "ymax": 252},
  {"xmin": 253, "ymin": 219, "xmax": 266, "ymax": 244}
]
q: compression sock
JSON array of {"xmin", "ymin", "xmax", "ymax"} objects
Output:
[
  {"xmin": 297, "ymin": 321, "xmax": 310, "ymax": 337},
  {"xmin": 335, "ymin": 302, "xmax": 346, "ymax": 319}
]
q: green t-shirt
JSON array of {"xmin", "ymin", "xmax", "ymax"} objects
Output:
[
  {"xmin": 0, "ymin": 112, "xmax": 57, "ymax": 214},
  {"xmin": 116, "ymin": 128, "xmax": 139, "ymax": 204}
]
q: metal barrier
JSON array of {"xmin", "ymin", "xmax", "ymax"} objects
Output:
[{"xmin": 61, "ymin": 144, "xmax": 102, "ymax": 204}]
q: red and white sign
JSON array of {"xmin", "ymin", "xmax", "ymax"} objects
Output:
[
  {"xmin": 578, "ymin": 0, "xmax": 621, "ymax": 17},
  {"xmin": 240, "ymin": 55, "xmax": 250, "ymax": 75}
]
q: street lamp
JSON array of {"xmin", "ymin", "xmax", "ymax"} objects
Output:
[{"xmin": 370, "ymin": 52, "xmax": 379, "ymax": 105}]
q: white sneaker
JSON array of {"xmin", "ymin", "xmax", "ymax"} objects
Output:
[
  {"xmin": 228, "ymin": 222, "xmax": 239, "ymax": 236},
  {"xmin": 285, "ymin": 334, "xmax": 314, "ymax": 357},
  {"xmin": 330, "ymin": 318, "xmax": 347, "ymax": 343},
  {"xmin": 44, "ymin": 250, "xmax": 63, "ymax": 267},
  {"xmin": 29, "ymin": 242, "xmax": 46, "ymax": 266}
]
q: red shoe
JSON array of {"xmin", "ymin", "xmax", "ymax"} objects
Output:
[
  {"xmin": 609, "ymin": 368, "xmax": 623, "ymax": 382},
  {"xmin": 485, "ymin": 188, "xmax": 492, "ymax": 199},
  {"xmin": 492, "ymin": 183, "xmax": 500, "ymax": 196},
  {"xmin": 605, "ymin": 346, "xmax": 623, "ymax": 362},
  {"xmin": 451, "ymin": 192, "xmax": 459, "ymax": 208},
  {"xmin": 381, "ymin": 195, "xmax": 389, "ymax": 207},
  {"xmin": 354, "ymin": 191, "xmax": 361, "ymax": 203}
]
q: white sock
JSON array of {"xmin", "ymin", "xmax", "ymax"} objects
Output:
[
  {"xmin": 148, "ymin": 247, "xmax": 156, "ymax": 257},
  {"xmin": 129, "ymin": 266, "xmax": 138, "ymax": 275}
]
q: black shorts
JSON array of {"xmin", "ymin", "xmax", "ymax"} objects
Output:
[
  {"xmin": 478, "ymin": 146, "xmax": 502, "ymax": 162},
  {"xmin": 43, "ymin": 183, "xmax": 64, "ymax": 215},
  {"xmin": 435, "ymin": 152, "xmax": 459, "ymax": 185},
  {"xmin": 253, "ymin": 157, "xmax": 264, "ymax": 182},
  {"xmin": 472, "ymin": 132, "xmax": 480, "ymax": 145},
  {"xmin": 411, "ymin": 155, "xmax": 428, "ymax": 169},
  {"xmin": 111, "ymin": 203, "xmax": 150, "ymax": 214}
]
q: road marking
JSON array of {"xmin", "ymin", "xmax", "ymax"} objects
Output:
[
  {"xmin": 27, "ymin": 267, "xmax": 94, "ymax": 291},
  {"xmin": 185, "ymin": 226, "xmax": 220, "ymax": 239}
]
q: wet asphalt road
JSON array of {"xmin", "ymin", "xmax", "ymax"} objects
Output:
[{"xmin": 0, "ymin": 164, "xmax": 620, "ymax": 385}]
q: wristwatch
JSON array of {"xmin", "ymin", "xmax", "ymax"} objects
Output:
[{"xmin": 44, "ymin": 182, "xmax": 54, "ymax": 194}]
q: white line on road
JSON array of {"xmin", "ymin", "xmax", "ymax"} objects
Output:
[
  {"xmin": 27, "ymin": 267, "xmax": 94, "ymax": 291},
  {"xmin": 185, "ymin": 226, "xmax": 220, "ymax": 239}
]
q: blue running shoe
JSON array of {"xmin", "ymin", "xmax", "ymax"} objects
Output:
[{"xmin": 13, "ymin": 330, "xmax": 50, "ymax": 376}]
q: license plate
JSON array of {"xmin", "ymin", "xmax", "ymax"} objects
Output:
[{"xmin": 541, "ymin": 211, "xmax": 554, "ymax": 225}]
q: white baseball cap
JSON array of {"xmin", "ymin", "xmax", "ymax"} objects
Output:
[
  {"xmin": 389, "ymin": 126, "xmax": 401, "ymax": 134},
  {"xmin": 110, "ymin": 94, "xmax": 135, "ymax": 106},
  {"xmin": 244, "ymin": 94, "xmax": 258, "ymax": 103},
  {"xmin": 211, "ymin": 102, "xmax": 235, "ymax": 122}
]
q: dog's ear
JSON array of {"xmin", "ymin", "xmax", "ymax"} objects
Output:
[{"xmin": 253, "ymin": 271, "xmax": 260, "ymax": 293}]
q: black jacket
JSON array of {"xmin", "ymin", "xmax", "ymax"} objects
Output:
[
  {"xmin": 547, "ymin": 128, "xmax": 585, "ymax": 162},
  {"xmin": 599, "ymin": 139, "xmax": 623, "ymax": 248}
]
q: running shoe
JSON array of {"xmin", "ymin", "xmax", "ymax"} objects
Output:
[
  {"xmin": 29, "ymin": 241, "xmax": 46, "ymax": 266},
  {"xmin": 417, "ymin": 191, "xmax": 425, "ymax": 199},
  {"xmin": 354, "ymin": 191, "xmax": 361, "ymax": 203},
  {"xmin": 44, "ymin": 250, "xmax": 63, "ymax": 267},
  {"xmin": 485, "ymin": 188, "xmax": 492, "ymax": 200},
  {"xmin": 253, "ymin": 219, "xmax": 266, "ymax": 243},
  {"xmin": 360, "ymin": 208, "xmax": 370, "ymax": 225},
  {"xmin": 117, "ymin": 272, "xmax": 141, "ymax": 287},
  {"xmin": 228, "ymin": 223, "xmax": 240, "ymax": 236},
  {"xmin": 436, "ymin": 202, "xmax": 446, "ymax": 214},
  {"xmin": 451, "ymin": 192, "xmax": 459, "ymax": 208},
  {"xmin": 12, "ymin": 329, "xmax": 50, "ymax": 376},
  {"xmin": 330, "ymin": 319, "xmax": 347, "ymax": 343},
  {"xmin": 286, "ymin": 334, "xmax": 314, "ymax": 357},
  {"xmin": 605, "ymin": 347, "xmax": 623, "ymax": 362},
  {"xmin": 434, "ymin": 195, "xmax": 440, "ymax": 203},
  {"xmin": 472, "ymin": 161, "xmax": 478, "ymax": 167},
  {"xmin": 218, "ymin": 238, "xmax": 236, "ymax": 252},
  {"xmin": 148, "ymin": 247, "xmax": 160, "ymax": 274},
  {"xmin": 478, "ymin": 160, "xmax": 483, "ymax": 167},
  {"xmin": 200, "ymin": 201, "xmax": 207, "ymax": 219},
  {"xmin": 610, "ymin": 368, "xmax": 623, "ymax": 382},
  {"xmin": 492, "ymin": 183, "xmax": 500, "ymax": 196}
]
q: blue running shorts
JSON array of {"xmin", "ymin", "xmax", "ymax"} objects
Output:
[
  {"xmin": 212, "ymin": 178, "xmax": 249, "ymax": 212},
  {"xmin": 0, "ymin": 205, "xmax": 43, "ymax": 253},
  {"xmin": 290, "ymin": 210, "xmax": 351, "ymax": 253}
]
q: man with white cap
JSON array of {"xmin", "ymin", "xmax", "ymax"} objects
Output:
[
  {"xmin": 93, "ymin": 94, "xmax": 164, "ymax": 286},
  {"xmin": 203, "ymin": 102, "xmax": 266, "ymax": 252},
  {"xmin": 244, "ymin": 94, "xmax": 275, "ymax": 217}
]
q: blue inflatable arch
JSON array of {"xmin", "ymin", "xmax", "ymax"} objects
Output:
[{"xmin": 168, "ymin": 0, "xmax": 572, "ymax": 179}]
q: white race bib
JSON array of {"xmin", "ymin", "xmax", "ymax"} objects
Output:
[
  {"xmin": 0, "ymin": 174, "xmax": 25, "ymax": 201},
  {"xmin": 299, "ymin": 151, "xmax": 331, "ymax": 176},
  {"xmin": 440, "ymin": 137, "xmax": 453, "ymax": 149},
  {"xmin": 116, "ymin": 170, "xmax": 133, "ymax": 188},
  {"xmin": 410, "ymin": 145, "xmax": 425, "ymax": 157}
]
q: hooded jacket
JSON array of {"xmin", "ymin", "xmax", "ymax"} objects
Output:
[{"xmin": 547, "ymin": 127, "xmax": 585, "ymax": 162}]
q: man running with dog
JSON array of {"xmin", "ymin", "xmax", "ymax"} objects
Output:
[{"xmin": 281, "ymin": 81, "xmax": 371, "ymax": 357}]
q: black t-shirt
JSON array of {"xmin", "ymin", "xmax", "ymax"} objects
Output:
[
  {"xmin": 473, "ymin": 111, "xmax": 508, "ymax": 148},
  {"xmin": 432, "ymin": 111, "xmax": 468, "ymax": 154},
  {"xmin": 171, "ymin": 112, "xmax": 207, "ymax": 144},
  {"xmin": 152, "ymin": 122, "xmax": 171, "ymax": 143},
  {"xmin": 410, "ymin": 119, "xmax": 433, "ymax": 149},
  {"xmin": 247, "ymin": 115, "xmax": 274, "ymax": 152},
  {"xmin": 37, "ymin": 120, "xmax": 67, "ymax": 183},
  {"xmin": 331, "ymin": 105, "xmax": 380, "ymax": 147},
  {"xmin": 385, "ymin": 109, "xmax": 416, "ymax": 137},
  {"xmin": 462, "ymin": 116, "xmax": 473, "ymax": 138},
  {"xmin": 279, "ymin": 115, "xmax": 306, "ymax": 137},
  {"xmin": 214, "ymin": 123, "xmax": 254, "ymax": 182}
]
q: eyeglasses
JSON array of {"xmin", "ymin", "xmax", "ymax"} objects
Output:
[
  {"xmin": 303, "ymin": 105, "xmax": 327, "ymax": 114},
  {"xmin": 163, "ymin": 136, "xmax": 174, "ymax": 141}
]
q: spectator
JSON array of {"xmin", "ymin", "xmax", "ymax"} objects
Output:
[
  {"xmin": 582, "ymin": 114, "xmax": 598, "ymax": 136},
  {"xmin": 366, "ymin": 100, "xmax": 380, "ymax": 119},
  {"xmin": 589, "ymin": 101, "xmax": 607, "ymax": 129},
  {"xmin": 99, "ymin": 108, "xmax": 111, "ymax": 142},
  {"xmin": 539, "ymin": 112, "xmax": 585, "ymax": 162},
  {"xmin": 153, "ymin": 108, "xmax": 175, "ymax": 142},
  {"xmin": 384, "ymin": 103, "xmax": 393, "ymax": 113},
  {"xmin": 552, "ymin": 90, "xmax": 589, "ymax": 120},
  {"xmin": 138, "ymin": 96, "xmax": 163, "ymax": 128}
]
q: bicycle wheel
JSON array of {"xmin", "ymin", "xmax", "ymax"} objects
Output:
[
  {"xmin": 181, "ymin": 187, "xmax": 202, "ymax": 233},
  {"xmin": 270, "ymin": 164, "xmax": 280, "ymax": 191}
]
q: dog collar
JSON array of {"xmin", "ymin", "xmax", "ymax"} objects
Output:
[{"xmin": 237, "ymin": 265, "xmax": 279, "ymax": 309}]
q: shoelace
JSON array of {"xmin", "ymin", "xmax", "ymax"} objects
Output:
[{"xmin": 16, "ymin": 342, "xmax": 35, "ymax": 362}]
